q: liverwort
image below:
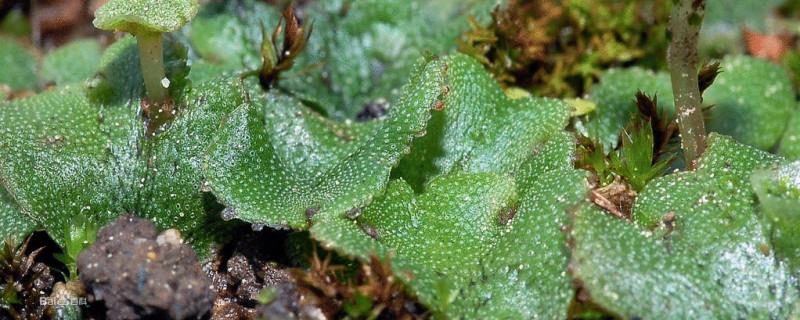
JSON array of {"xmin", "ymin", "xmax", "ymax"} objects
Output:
[
  {"xmin": 93, "ymin": 0, "xmax": 198, "ymax": 102},
  {"xmin": 752, "ymin": 161, "xmax": 800, "ymax": 272}
]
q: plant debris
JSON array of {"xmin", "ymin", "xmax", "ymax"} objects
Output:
[
  {"xmin": 0, "ymin": 237, "xmax": 55, "ymax": 320},
  {"xmin": 258, "ymin": 5, "xmax": 312, "ymax": 89},
  {"xmin": 459, "ymin": 0, "xmax": 671, "ymax": 96},
  {"xmin": 204, "ymin": 228, "xmax": 319, "ymax": 320},
  {"xmin": 633, "ymin": 91, "xmax": 678, "ymax": 162},
  {"xmin": 589, "ymin": 176, "xmax": 637, "ymax": 220},
  {"xmin": 697, "ymin": 62, "xmax": 722, "ymax": 95},
  {"xmin": 287, "ymin": 250, "xmax": 425, "ymax": 320}
]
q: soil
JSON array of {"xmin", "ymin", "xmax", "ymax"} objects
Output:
[
  {"xmin": 0, "ymin": 218, "xmax": 326, "ymax": 320},
  {"xmin": 77, "ymin": 215, "xmax": 213, "ymax": 320},
  {"xmin": 204, "ymin": 227, "xmax": 324, "ymax": 320}
]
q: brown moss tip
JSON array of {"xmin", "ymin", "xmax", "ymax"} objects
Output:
[{"xmin": 289, "ymin": 249, "xmax": 426, "ymax": 319}]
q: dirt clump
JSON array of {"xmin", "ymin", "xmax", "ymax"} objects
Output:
[{"xmin": 77, "ymin": 215, "xmax": 213, "ymax": 320}]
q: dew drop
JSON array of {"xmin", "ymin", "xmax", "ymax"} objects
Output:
[
  {"xmin": 346, "ymin": 207, "xmax": 362, "ymax": 219},
  {"xmin": 221, "ymin": 207, "xmax": 237, "ymax": 221},
  {"xmin": 268, "ymin": 223, "xmax": 290, "ymax": 231}
]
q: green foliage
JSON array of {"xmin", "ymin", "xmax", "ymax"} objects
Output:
[
  {"xmin": 458, "ymin": 0, "xmax": 671, "ymax": 97},
  {"xmin": 343, "ymin": 293, "xmax": 374, "ymax": 318},
  {"xmin": 576, "ymin": 137, "xmax": 613, "ymax": 185},
  {"xmin": 88, "ymin": 36, "xmax": 145, "ymax": 103},
  {"xmin": 0, "ymin": 36, "xmax": 38, "ymax": 92},
  {"xmin": 256, "ymin": 287, "xmax": 277, "ymax": 305},
  {"xmin": 393, "ymin": 55, "xmax": 569, "ymax": 191},
  {"xmin": 94, "ymin": 0, "xmax": 198, "ymax": 102},
  {"xmin": 283, "ymin": 0, "xmax": 495, "ymax": 119},
  {"xmin": 0, "ymin": 41, "xmax": 242, "ymax": 254},
  {"xmin": 0, "ymin": 10, "xmax": 31, "ymax": 37},
  {"xmin": 93, "ymin": 0, "xmax": 199, "ymax": 34},
  {"xmin": 185, "ymin": 1, "xmax": 279, "ymax": 75},
  {"xmin": 187, "ymin": 0, "xmax": 494, "ymax": 119},
  {"xmin": 572, "ymin": 134, "xmax": 796, "ymax": 319},
  {"xmin": 704, "ymin": 55, "xmax": 796, "ymax": 150},
  {"xmin": 87, "ymin": 35, "xmax": 190, "ymax": 104},
  {"xmin": 0, "ymin": 85, "xmax": 129, "ymax": 245},
  {"xmin": 295, "ymin": 49, "xmax": 578, "ymax": 319},
  {"xmin": 53, "ymin": 216, "xmax": 99, "ymax": 280},
  {"xmin": 41, "ymin": 39, "xmax": 103, "ymax": 86},
  {"xmin": 752, "ymin": 161, "xmax": 800, "ymax": 271},
  {"xmin": 577, "ymin": 94, "xmax": 673, "ymax": 190},
  {"xmin": 0, "ymin": 0, "xmax": 501, "ymax": 258},
  {"xmin": 204, "ymin": 57, "xmax": 444, "ymax": 229},
  {"xmin": 312, "ymin": 132, "xmax": 586, "ymax": 318},
  {"xmin": 4, "ymin": 1, "xmax": 800, "ymax": 318},
  {"xmin": 578, "ymin": 68, "xmax": 674, "ymax": 151},
  {"xmin": 581, "ymin": 56, "xmax": 797, "ymax": 153},
  {"xmin": 0, "ymin": 187, "xmax": 35, "ymax": 245},
  {"xmin": 705, "ymin": 0, "xmax": 785, "ymax": 31},
  {"xmin": 608, "ymin": 118, "xmax": 671, "ymax": 191},
  {"xmin": 778, "ymin": 110, "xmax": 800, "ymax": 160}
]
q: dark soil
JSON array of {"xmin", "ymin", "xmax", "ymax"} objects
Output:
[
  {"xmin": 2, "ymin": 217, "xmax": 426, "ymax": 320},
  {"xmin": 77, "ymin": 215, "xmax": 213, "ymax": 320},
  {"xmin": 204, "ymin": 227, "xmax": 324, "ymax": 320}
]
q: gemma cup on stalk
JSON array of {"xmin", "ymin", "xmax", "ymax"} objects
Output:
[{"xmin": 93, "ymin": 0, "xmax": 198, "ymax": 102}]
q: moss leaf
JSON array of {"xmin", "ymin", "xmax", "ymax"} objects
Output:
[
  {"xmin": 704, "ymin": 55, "xmax": 796, "ymax": 150},
  {"xmin": 571, "ymin": 134, "xmax": 798, "ymax": 319},
  {"xmin": 94, "ymin": 0, "xmax": 199, "ymax": 34},
  {"xmin": 752, "ymin": 161, "xmax": 800, "ymax": 271},
  {"xmin": 311, "ymin": 132, "xmax": 585, "ymax": 318},
  {"xmin": 578, "ymin": 68, "xmax": 674, "ymax": 151},
  {"xmin": 0, "ymin": 41, "xmax": 244, "ymax": 254},
  {"xmin": 41, "ymin": 39, "xmax": 103, "ymax": 86},
  {"xmin": 0, "ymin": 36, "xmax": 38, "ymax": 92},
  {"xmin": 203, "ymin": 57, "xmax": 446, "ymax": 228},
  {"xmin": 393, "ymin": 54, "xmax": 570, "ymax": 191}
]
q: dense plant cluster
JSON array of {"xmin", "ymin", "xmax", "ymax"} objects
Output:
[{"xmin": 0, "ymin": 0, "xmax": 800, "ymax": 319}]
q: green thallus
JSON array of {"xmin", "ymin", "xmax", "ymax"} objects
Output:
[{"xmin": 93, "ymin": 0, "xmax": 198, "ymax": 102}]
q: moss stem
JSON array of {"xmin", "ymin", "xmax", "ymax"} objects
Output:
[
  {"xmin": 136, "ymin": 32, "xmax": 167, "ymax": 102},
  {"xmin": 668, "ymin": 0, "xmax": 707, "ymax": 169}
]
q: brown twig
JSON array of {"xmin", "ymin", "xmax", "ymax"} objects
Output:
[
  {"xmin": 259, "ymin": 6, "xmax": 313, "ymax": 89},
  {"xmin": 668, "ymin": 0, "xmax": 707, "ymax": 169}
]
